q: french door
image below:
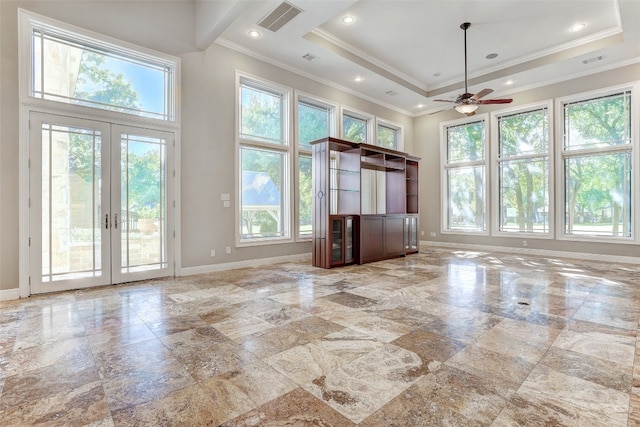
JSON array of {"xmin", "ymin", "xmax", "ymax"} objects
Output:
[{"xmin": 29, "ymin": 112, "xmax": 174, "ymax": 294}]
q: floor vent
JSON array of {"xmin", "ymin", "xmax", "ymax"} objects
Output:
[{"xmin": 258, "ymin": 1, "xmax": 303, "ymax": 32}]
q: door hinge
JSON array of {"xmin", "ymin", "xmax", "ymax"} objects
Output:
[
  {"xmin": 173, "ymin": 200, "xmax": 176, "ymax": 208},
  {"xmin": 173, "ymin": 230, "xmax": 176, "ymax": 238},
  {"xmin": 28, "ymin": 237, "xmax": 31, "ymax": 247},
  {"xmin": 173, "ymin": 170, "xmax": 175, "ymax": 178},
  {"xmin": 28, "ymin": 198, "xmax": 31, "ymax": 208},
  {"xmin": 28, "ymin": 276, "xmax": 31, "ymax": 285},
  {"xmin": 28, "ymin": 158, "xmax": 31, "ymax": 169}
]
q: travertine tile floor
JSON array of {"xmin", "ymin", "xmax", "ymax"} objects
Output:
[{"xmin": 1, "ymin": 248, "xmax": 640, "ymax": 426}]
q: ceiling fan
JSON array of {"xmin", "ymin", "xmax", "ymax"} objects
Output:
[{"xmin": 432, "ymin": 22, "xmax": 513, "ymax": 116}]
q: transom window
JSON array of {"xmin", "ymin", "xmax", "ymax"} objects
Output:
[
  {"xmin": 27, "ymin": 15, "xmax": 176, "ymax": 121},
  {"xmin": 342, "ymin": 109, "xmax": 372, "ymax": 143},
  {"xmin": 377, "ymin": 122, "xmax": 400, "ymax": 150}
]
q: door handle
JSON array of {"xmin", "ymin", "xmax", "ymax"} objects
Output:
[
  {"xmin": 105, "ymin": 214, "xmax": 109, "ymax": 229},
  {"xmin": 114, "ymin": 213, "xmax": 118, "ymax": 229}
]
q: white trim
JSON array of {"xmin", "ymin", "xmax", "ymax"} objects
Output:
[
  {"xmin": 555, "ymin": 82, "xmax": 638, "ymax": 243},
  {"xmin": 294, "ymin": 92, "xmax": 337, "ymax": 242},
  {"xmin": 18, "ymin": 9, "xmax": 180, "ymax": 125},
  {"xmin": 375, "ymin": 118, "xmax": 404, "ymax": 151},
  {"xmin": 340, "ymin": 106, "xmax": 375, "ymax": 144},
  {"xmin": 439, "ymin": 114, "xmax": 490, "ymax": 236},
  {"xmin": 421, "ymin": 241, "xmax": 640, "ymax": 265},
  {"xmin": 490, "ymin": 100, "xmax": 554, "ymax": 238},
  {"xmin": 235, "ymin": 72, "xmax": 294, "ymax": 247},
  {"xmin": 179, "ymin": 253, "xmax": 311, "ymax": 276},
  {"xmin": 0, "ymin": 289, "xmax": 22, "ymax": 302}
]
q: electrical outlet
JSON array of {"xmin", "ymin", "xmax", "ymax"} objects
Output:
[
  {"xmin": 225, "ymin": 246, "xmax": 231, "ymax": 254},
  {"xmin": 523, "ymin": 240, "xmax": 528, "ymax": 247},
  {"xmin": 210, "ymin": 249, "xmax": 216, "ymax": 257},
  {"xmin": 430, "ymin": 232, "xmax": 436, "ymax": 237}
]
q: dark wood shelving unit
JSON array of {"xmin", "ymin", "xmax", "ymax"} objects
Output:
[{"xmin": 311, "ymin": 137, "xmax": 420, "ymax": 268}]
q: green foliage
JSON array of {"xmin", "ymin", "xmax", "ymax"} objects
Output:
[
  {"xmin": 299, "ymin": 102, "xmax": 329, "ymax": 146},
  {"xmin": 241, "ymin": 87, "xmax": 282, "ymax": 143},
  {"xmin": 377, "ymin": 126, "xmax": 396, "ymax": 149},
  {"xmin": 343, "ymin": 116, "xmax": 366, "ymax": 143},
  {"xmin": 75, "ymin": 52, "xmax": 141, "ymax": 111}
]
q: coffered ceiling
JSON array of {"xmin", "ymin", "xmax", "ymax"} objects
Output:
[{"xmin": 197, "ymin": 0, "xmax": 640, "ymax": 115}]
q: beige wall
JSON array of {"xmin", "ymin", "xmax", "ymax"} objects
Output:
[
  {"xmin": 413, "ymin": 63, "xmax": 640, "ymax": 258},
  {"xmin": 0, "ymin": 1, "xmax": 414, "ymax": 291}
]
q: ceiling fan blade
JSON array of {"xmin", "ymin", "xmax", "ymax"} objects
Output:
[
  {"xmin": 477, "ymin": 98, "xmax": 513, "ymax": 104},
  {"xmin": 433, "ymin": 99, "xmax": 456, "ymax": 103},
  {"xmin": 472, "ymin": 88, "xmax": 493, "ymax": 100}
]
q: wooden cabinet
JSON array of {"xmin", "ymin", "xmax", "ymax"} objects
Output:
[{"xmin": 311, "ymin": 137, "xmax": 420, "ymax": 269}]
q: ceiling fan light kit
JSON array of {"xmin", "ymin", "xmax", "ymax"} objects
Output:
[
  {"xmin": 432, "ymin": 22, "xmax": 513, "ymax": 115},
  {"xmin": 455, "ymin": 104, "xmax": 478, "ymax": 115}
]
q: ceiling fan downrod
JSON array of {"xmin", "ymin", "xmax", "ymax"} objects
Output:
[{"xmin": 461, "ymin": 22, "xmax": 471, "ymax": 96}]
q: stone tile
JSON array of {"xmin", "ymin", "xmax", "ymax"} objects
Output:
[
  {"xmin": 319, "ymin": 291, "xmax": 379, "ymax": 309},
  {"xmin": 303, "ymin": 344, "xmax": 427, "ymax": 423},
  {"xmin": 392, "ymin": 329, "xmax": 466, "ymax": 363},
  {"xmin": 93, "ymin": 338, "xmax": 174, "ymax": 380},
  {"xmin": 0, "ymin": 381, "xmax": 110, "ymax": 426},
  {"xmin": 517, "ymin": 364, "xmax": 630, "ymax": 425},
  {"xmin": 101, "ymin": 357, "xmax": 193, "ymax": 412},
  {"xmin": 541, "ymin": 346, "xmax": 632, "ymax": 393},
  {"xmin": 111, "ymin": 384, "xmax": 224, "ymax": 426},
  {"xmin": 552, "ymin": 328, "xmax": 636, "ymax": 366},
  {"xmin": 221, "ymin": 387, "xmax": 355, "ymax": 426},
  {"xmin": 211, "ymin": 315, "xmax": 275, "ymax": 340}
]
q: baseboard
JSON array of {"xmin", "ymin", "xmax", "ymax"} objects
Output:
[
  {"xmin": 179, "ymin": 253, "xmax": 312, "ymax": 276},
  {"xmin": 421, "ymin": 240, "xmax": 640, "ymax": 265},
  {"xmin": 0, "ymin": 288, "xmax": 21, "ymax": 301}
]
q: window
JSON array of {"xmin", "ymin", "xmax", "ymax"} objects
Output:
[
  {"xmin": 297, "ymin": 97, "xmax": 335, "ymax": 239},
  {"xmin": 238, "ymin": 76, "xmax": 290, "ymax": 242},
  {"xmin": 442, "ymin": 118, "xmax": 487, "ymax": 233},
  {"xmin": 342, "ymin": 109, "xmax": 372, "ymax": 143},
  {"xmin": 377, "ymin": 122, "xmax": 400, "ymax": 150},
  {"xmin": 495, "ymin": 105, "xmax": 551, "ymax": 234},
  {"xmin": 26, "ymin": 13, "xmax": 176, "ymax": 121},
  {"xmin": 560, "ymin": 89, "xmax": 633, "ymax": 239}
]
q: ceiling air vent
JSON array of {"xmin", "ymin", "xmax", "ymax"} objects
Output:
[
  {"xmin": 582, "ymin": 55, "xmax": 604, "ymax": 65},
  {"xmin": 258, "ymin": 1, "xmax": 303, "ymax": 32},
  {"xmin": 302, "ymin": 53, "xmax": 319, "ymax": 62}
]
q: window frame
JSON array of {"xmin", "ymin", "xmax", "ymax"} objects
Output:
[
  {"xmin": 555, "ymin": 84, "xmax": 638, "ymax": 244},
  {"xmin": 294, "ymin": 92, "xmax": 337, "ymax": 241},
  {"xmin": 440, "ymin": 114, "xmax": 490, "ymax": 236},
  {"xmin": 19, "ymin": 9, "xmax": 179, "ymax": 126},
  {"xmin": 340, "ymin": 106, "xmax": 374, "ymax": 144},
  {"xmin": 490, "ymin": 101, "xmax": 554, "ymax": 238},
  {"xmin": 236, "ymin": 72, "xmax": 293, "ymax": 246},
  {"xmin": 375, "ymin": 118, "xmax": 403, "ymax": 151}
]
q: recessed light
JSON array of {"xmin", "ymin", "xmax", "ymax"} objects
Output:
[
  {"xmin": 570, "ymin": 23, "xmax": 586, "ymax": 32},
  {"xmin": 505, "ymin": 79, "xmax": 514, "ymax": 86},
  {"xmin": 354, "ymin": 76, "xmax": 363, "ymax": 82},
  {"xmin": 486, "ymin": 53, "xmax": 498, "ymax": 60},
  {"xmin": 343, "ymin": 15, "xmax": 355, "ymax": 24},
  {"xmin": 248, "ymin": 30, "xmax": 260, "ymax": 38},
  {"xmin": 417, "ymin": 104, "xmax": 425, "ymax": 108}
]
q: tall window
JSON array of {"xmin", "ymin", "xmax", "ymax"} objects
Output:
[
  {"xmin": 238, "ymin": 77, "xmax": 290, "ymax": 242},
  {"xmin": 561, "ymin": 90, "xmax": 633, "ymax": 239},
  {"xmin": 297, "ymin": 97, "xmax": 335, "ymax": 238},
  {"xmin": 496, "ymin": 106, "xmax": 550, "ymax": 234},
  {"xmin": 442, "ymin": 119, "xmax": 487, "ymax": 232},
  {"xmin": 27, "ymin": 14, "xmax": 176, "ymax": 121},
  {"xmin": 377, "ymin": 121, "xmax": 400, "ymax": 150}
]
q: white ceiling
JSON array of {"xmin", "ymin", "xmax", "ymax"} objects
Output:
[{"xmin": 201, "ymin": 0, "xmax": 640, "ymax": 116}]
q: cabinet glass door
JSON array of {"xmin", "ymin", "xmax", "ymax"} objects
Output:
[
  {"xmin": 332, "ymin": 218, "xmax": 343, "ymax": 262},
  {"xmin": 345, "ymin": 217, "xmax": 353, "ymax": 261}
]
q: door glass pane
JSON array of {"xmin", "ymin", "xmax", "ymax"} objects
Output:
[
  {"xmin": 332, "ymin": 219, "xmax": 343, "ymax": 262},
  {"xmin": 299, "ymin": 155, "xmax": 312, "ymax": 238},
  {"xmin": 41, "ymin": 123, "xmax": 102, "ymax": 282},
  {"xmin": 345, "ymin": 218, "xmax": 353, "ymax": 260},
  {"xmin": 121, "ymin": 133, "xmax": 167, "ymax": 273}
]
